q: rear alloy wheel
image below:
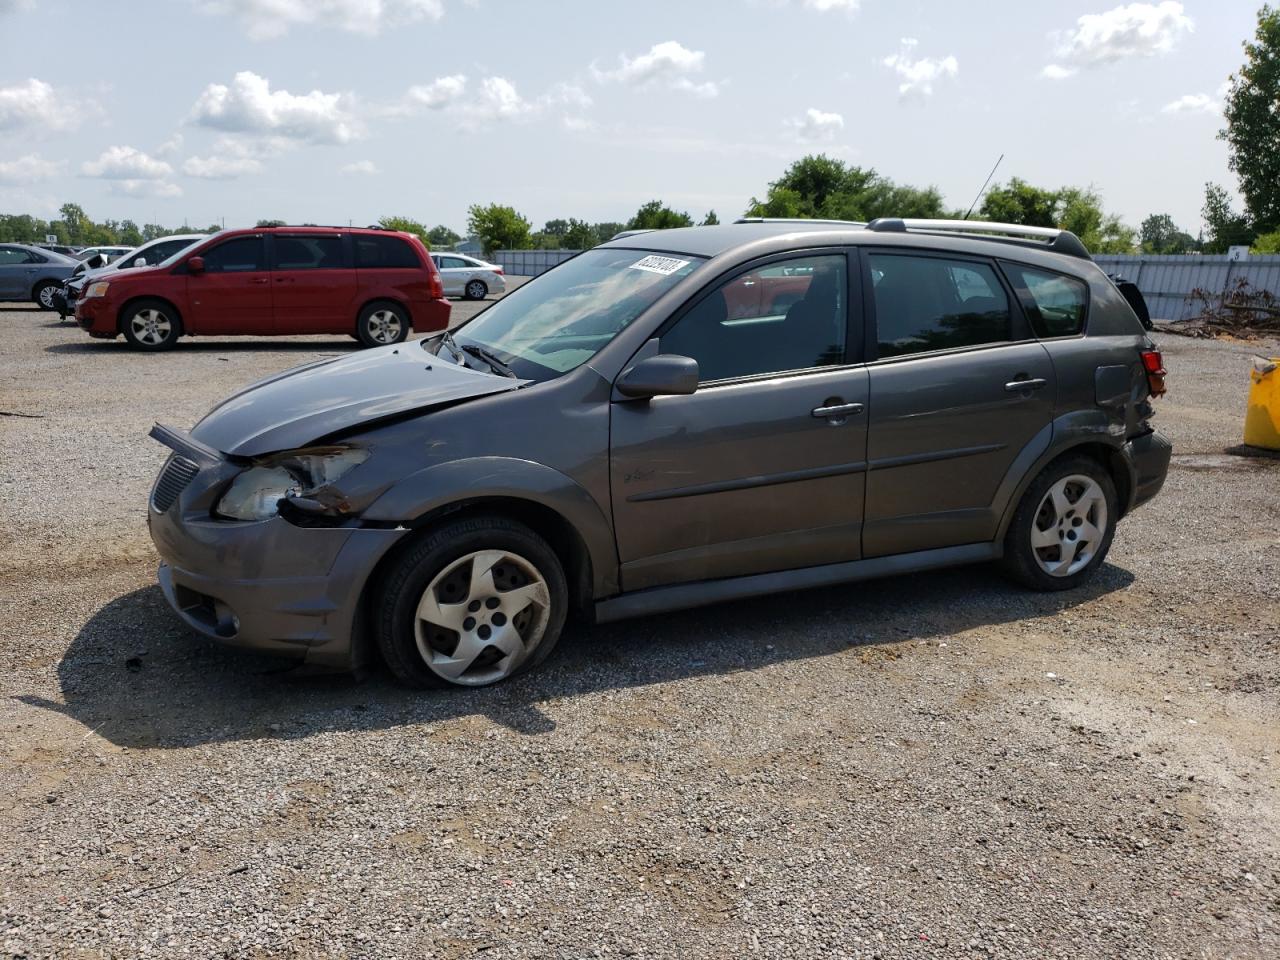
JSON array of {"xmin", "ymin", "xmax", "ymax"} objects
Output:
[
  {"xmin": 356, "ymin": 302, "xmax": 409, "ymax": 348},
  {"xmin": 464, "ymin": 279, "xmax": 488, "ymax": 301},
  {"xmin": 34, "ymin": 281, "xmax": 59, "ymax": 311},
  {"xmin": 376, "ymin": 517, "xmax": 567, "ymax": 688},
  {"xmin": 120, "ymin": 299, "xmax": 182, "ymax": 351},
  {"xmin": 1001, "ymin": 456, "xmax": 1117, "ymax": 591}
]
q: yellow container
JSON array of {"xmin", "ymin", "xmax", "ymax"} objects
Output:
[{"xmin": 1245, "ymin": 357, "xmax": 1280, "ymax": 450}]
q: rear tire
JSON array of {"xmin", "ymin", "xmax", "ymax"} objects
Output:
[
  {"xmin": 464, "ymin": 279, "xmax": 488, "ymax": 301},
  {"xmin": 355, "ymin": 301, "xmax": 410, "ymax": 348},
  {"xmin": 33, "ymin": 281, "xmax": 59, "ymax": 311},
  {"xmin": 375, "ymin": 516, "xmax": 568, "ymax": 689},
  {"xmin": 1001, "ymin": 455, "xmax": 1118, "ymax": 591},
  {"xmin": 120, "ymin": 298, "xmax": 183, "ymax": 351}
]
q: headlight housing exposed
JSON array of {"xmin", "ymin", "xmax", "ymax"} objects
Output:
[
  {"xmin": 215, "ymin": 447, "xmax": 370, "ymax": 521},
  {"xmin": 84, "ymin": 281, "xmax": 110, "ymax": 299}
]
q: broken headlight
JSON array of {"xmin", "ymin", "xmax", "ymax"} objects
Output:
[{"xmin": 214, "ymin": 447, "xmax": 370, "ymax": 521}]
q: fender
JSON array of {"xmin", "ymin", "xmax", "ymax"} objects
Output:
[
  {"xmin": 361, "ymin": 456, "xmax": 620, "ymax": 597},
  {"xmin": 993, "ymin": 409, "xmax": 1134, "ymax": 542}
]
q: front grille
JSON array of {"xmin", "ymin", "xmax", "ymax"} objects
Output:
[{"xmin": 151, "ymin": 455, "xmax": 200, "ymax": 513}]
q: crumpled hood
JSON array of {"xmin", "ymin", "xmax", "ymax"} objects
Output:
[{"xmin": 192, "ymin": 342, "xmax": 527, "ymax": 457}]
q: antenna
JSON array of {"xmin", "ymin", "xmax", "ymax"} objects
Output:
[{"xmin": 963, "ymin": 153, "xmax": 1004, "ymax": 220}]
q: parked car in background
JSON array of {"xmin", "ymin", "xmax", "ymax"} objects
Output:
[
  {"xmin": 431, "ymin": 252, "xmax": 506, "ymax": 300},
  {"xmin": 146, "ymin": 217, "xmax": 1170, "ymax": 688},
  {"xmin": 34, "ymin": 243, "xmax": 81, "ymax": 257},
  {"xmin": 57, "ymin": 234, "xmax": 207, "ymax": 321},
  {"xmin": 75, "ymin": 226, "xmax": 449, "ymax": 350},
  {"xmin": 74, "ymin": 245, "xmax": 132, "ymax": 263},
  {"xmin": 0, "ymin": 243, "xmax": 79, "ymax": 309}
]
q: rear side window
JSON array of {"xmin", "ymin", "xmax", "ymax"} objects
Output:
[
  {"xmin": 869, "ymin": 253, "xmax": 1012, "ymax": 358},
  {"xmin": 1002, "ymin": 263, "xmax": 1088, "ymax": 337},
  {"xmin": 0, "ymin": 247, "xmax": 33, "ymax": 265},
  {"xmin": 202, "ymin": 236, "xmax": 266, "ymax": 273},
  {"xmin": 274, "ymin": 235, "xmax": 345, "ymax": 270},
  {"xmin": 440, "ymin": 256, "xmax": 469, "ymax": 269},
  {"xmin": 354, "ymin": 234, "xmax": 419, "ymax": 269}
]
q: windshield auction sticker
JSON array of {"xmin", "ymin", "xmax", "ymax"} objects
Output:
[{"xmin": 630, "ymin": 255, "xmax": 691, "ymax": 276}]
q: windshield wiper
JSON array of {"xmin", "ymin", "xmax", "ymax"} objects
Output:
[{"xmin": 460, "ymin": 343, "xmax": 518, "ymax": 379}]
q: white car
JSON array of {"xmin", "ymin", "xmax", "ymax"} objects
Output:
[
  {"xmin": 430, "ymin": 252, "xmax": 506, "ymax": 300},
  {"xmin": 75, "ymin": 245, "xmax": 133, "ymax": 263}
]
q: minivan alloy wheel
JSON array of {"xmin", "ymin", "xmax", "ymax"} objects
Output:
[
  {"xmin": 1030, "ymin": 474, "xmax": 1109, "ymax": 577},
  {"xmin": 414, "ymin": 549, "xmax": 551, "ymax": 685},
  {"xmin": 364, "ymin": 308, "xmax": 404, "ymax": 345},
  {"xmin": 130, "ymin": 308, "xmax": 173, "ymax": 346}
]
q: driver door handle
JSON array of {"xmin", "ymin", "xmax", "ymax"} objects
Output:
[
  {"xmin": 812, "ymin": 402, "xmax": 865, "ymax": 419},
  {"xmin": 1004, "ymin": 378, "xmax": 1047, "ymax": 392}
]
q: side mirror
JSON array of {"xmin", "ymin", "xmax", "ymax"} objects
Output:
[
  {"xmin": 133, "ymin": 257, "xmax": 147, "ymax": 268},
  {"xmin": 615, "ymin": 354, "xmax": 699, "ymax": 399},
  {"xmin": 187, "ymin": 255, "xmax": 205, "ymax": 274}
]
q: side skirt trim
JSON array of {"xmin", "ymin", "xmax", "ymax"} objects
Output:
[{"xmin": 594, "ymin": 541, "xmax": 1000, "ymax": 623}]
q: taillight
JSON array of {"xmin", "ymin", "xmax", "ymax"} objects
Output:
[
  {"xmin": 1140, "ymin": 349, "xmax": 1166, "ymax": 397},
  {"xmin": 494, "ymin": 266, "xmax": 504, "ymax": 275},
  {"xmin": 428, "ymin": 271, "xmax": 444, "ymax": 299}
]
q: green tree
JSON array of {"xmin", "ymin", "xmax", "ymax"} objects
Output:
[
  {"xmin": 118, "ymin": 219, "xmax": 144, "ymax": 246},
  {"xmin": 701, "ymin": 210, "xmax": 720, "ymax": 226},
  {"xmin": 1057, "ymin": 187, "xmax": 1136, "ymax": 254},
  {"xmin": 978, "ymin": 178, "xmax": 1059, "ymax": 227},
  {"xmin": 427, "ymin": 224, "xmax": 461, "ymax": 248},
  {"xmin": 563, "ymin": 218, "xmax": 595, "ymax": 249},
  {"xmin": 377, "ymin": 215, "xmax": 431, "ymax": 246},
  {"xmin": 58, "ymin": 203, "xmax": 91, "ymax": 244},
  {"xmin": 1202, "ymin": 182, "xmax": 1254, "ymax": 253},
  {"xmin": 255, "ymin": 219, "xmax": 286, "ymax": 228},
  {"xmin": 467, "ymin": 203, "xmax": 532, "ymax": 254},
  {"xmin": 1221, "ymin": 5, "xmax": 1280, "ymax": 232},
  {"xmin": 1251, "ymin": 230, "xmax": 1280, "ymax": 253},
  {"xmin": 627, "ymin": 200, "xmax": 694, "ymax": 230},
  {"xmin": 591, "ymin": 221, "xmax": 625, "ymax": 245},
  {"xmin": 1139, "ymin": 213, "xmax": 1195, "ymax": 254},
  {"xmin": 541, "ymin": 219, "xmax": 569, "ymax": 240},
  {"xmin": 745, "ymin": 154, "xmax": 945, "ymax": 221}
]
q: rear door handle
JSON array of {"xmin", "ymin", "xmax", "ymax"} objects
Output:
[
  {"xmin": 250, "ymin": 277, "xmax": 270, "ymax": 285},
  {"xmin": 1004, "ymin": 378, "xmax": 1047, "ymax": 393},
  {"xmin": 812, "ymin": 402, "xmax": 865, "ymax": 419}
]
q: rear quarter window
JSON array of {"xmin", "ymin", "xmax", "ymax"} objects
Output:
[
  {"xmin": 355, "ymin": 235, "xmax": 420, "ymax": 269},
  {"xmin": 1002, "ymin": 263, "xmax": 1088, "ymax": 338}
]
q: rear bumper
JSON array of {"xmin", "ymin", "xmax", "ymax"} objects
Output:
[
  {"xmin": 410, "ymin": 297, "xmax": 451, "ymax": 333},
  {"xmin": 1121, "ymin": 429, "xmax": 1172, "ymax": 513}
]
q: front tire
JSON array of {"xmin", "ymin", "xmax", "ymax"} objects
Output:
[
  {"xmin": 355, "ymin": 301, "xmax": 410, "ymax": 348},
  {"xmin": 1001, "ymin": 456, "xmax": 1118, "ymax": 591},
  {"xmin": 33, "ymin": 281, "xmax": 59, "ymax": 311},
  {"xmin": 464, "ymin": 279, "xmax": 488, "ymax": 301},
  {"xmin": 375, "ymin": 516, "xmax": 568, "ymax": 688},
  {"xmin": 120, "ymin": 299, "xmax": 183, "ymax": 351}
]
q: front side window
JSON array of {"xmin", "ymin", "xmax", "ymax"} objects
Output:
[
  {"xmin": 274, "ymin": 235, "xmax": 344, "ymax": 270},
  {"xmin": 202, "ymin": 236, "xmax": 266, "ymax": 273},
  {"xmin": 0, "ymin": 247, "xmax": 32, "ymax": 265},
  {"xmin": 1002, "ymin": 263, "xmax": 1088, "ymax": 337},
  {"xmin": 449, "ymin": 248, "xmax": 703, "ymax": 380},
  {"xmin": 354, "ymin": 234, "xmax": 419, "ymax": 269},
  {"xmin": 662, "ymin": 254, "xmax": 847, "ymax": 382},
  {"xmin": 870, "ymin": 253, "xmax": 1012, "ymax": 359}
]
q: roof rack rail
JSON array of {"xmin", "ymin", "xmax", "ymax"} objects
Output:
[
  {"xmin": 865, "ymin": 217, "xmax": 1091, "ymax": 260},
  {"xmin": 734, "ymin": 217, "xmax": 867, "ymax": 227}
]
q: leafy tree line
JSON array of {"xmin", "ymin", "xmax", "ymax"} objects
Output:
[{"xmin": 0, "ymin": 203, "xmax": 212, "ymax": 247}]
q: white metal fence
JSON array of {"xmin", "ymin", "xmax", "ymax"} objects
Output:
[
  {"xmin": 1094, "ymin": 254, "xmax": 1280, "ymax": 322},
  {"xmin": 492, "ymin": 249, "xmax": 578, "ymax": 277}
]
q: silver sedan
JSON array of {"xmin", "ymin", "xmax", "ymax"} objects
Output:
[{"xmin": 430, "ymin": 253, "xmax": 506, "ymax": 300}]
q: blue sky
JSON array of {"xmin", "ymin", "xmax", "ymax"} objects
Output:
[{"xmin": 0, "ymin": 0, "xmax": 1259, "ymax": 236}]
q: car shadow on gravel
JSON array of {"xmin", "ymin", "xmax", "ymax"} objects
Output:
[
  {"xmin": 19, "ymin": 561, "xmax": 1134, "ymax": 749},
  {"xmin": 44, "ymin": 339, "xmax": 359, "ymax": 355}
]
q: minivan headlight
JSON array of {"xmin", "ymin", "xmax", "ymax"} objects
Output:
[
  {"xmin": 84, "ymin": 281, "xmax": 110, "ymax": 299},
  {"xmin": 215, "ymin": 447, "xmax": 370, "ymax": 521}
]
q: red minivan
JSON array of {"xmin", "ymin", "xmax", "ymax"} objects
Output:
[{"xmin": 75, "ymin": 226, "xmax": 451, "ymax": 350}]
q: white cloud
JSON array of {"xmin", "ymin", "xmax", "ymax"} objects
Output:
[
  {"xmin": 340, "ymin": 159, "xmax": 379, "ymax": 175},
  {"xmin": 0, "ymin": 78, "xmax": 81, "ymax": 132},
  {"xmin": 181, "ymin": 136, "xmax": 285, "ymax": 179},
  {"xmin": 0, "ymin": 153, "xmax": 61, "ymax": 184},
  {"xmin": 0, "ymin": 0, "xmax": 35, "ymax": 13},
  {"xmin": 882, "ymin": 39, "xmax": 958, "ymax": 97},
  {"xmin": 190, "ymin": 71, "xmax": 361, "ymax": 144},
  {"xmin": 475, "ymin": 76, "xmax": 525, "ymax": 120},
  {"xmin": 1044, "ymin": 1, "xmax": 1193, "ymax": 77},
  {"xmin": 785, "ymin": 107, "xmax": 844, "ymax": 143},
  {"xmin": 405, "ymin": 74, "xmax": 467, "ymax": 110},
  {"xmin": 592, "ymin": 41, "xmax": 720, "ymax": 98},
  {"xmin": 1161, "ymin": 93, "xmax": 1220, "ymax": 115},
  {"xmin": 109, "ymin": 180, "xmax": 183, "ymax": 198},
  {"xmin": 81, "ymin": 145, "xmax": 173, "ymax": 180},
  {"xmin": 800, "ymin": 0, "xmax": 858, "ymax": 10},
  {"xmin": 204, "ymin": 0, "xmax": 444, "ymax": 40}
]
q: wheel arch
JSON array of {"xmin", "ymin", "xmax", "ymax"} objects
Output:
[
  {"xmin": 116, "ymin": 294, "xmax": 184, "ymax": 334},
  {"xmin": 30, "ymin": 276, "xmax": 61, "ymax": 300},
  {"xmin": 356, "ymin": 295, "xmax": 411, "ymax": 325}
]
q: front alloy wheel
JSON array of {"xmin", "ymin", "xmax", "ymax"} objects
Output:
[
  {"xmin": 376, "ymin": 516, "xmax": 568, "ymax": 688},
  {"xmin": 120, "ymin": 299, "xmax": 182, "ymax": 350}
]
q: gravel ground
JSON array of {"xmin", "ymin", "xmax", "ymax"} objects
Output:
[{"xmin": 1, "ymin": 296, "xmax": 1278, "ymax": 959}]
